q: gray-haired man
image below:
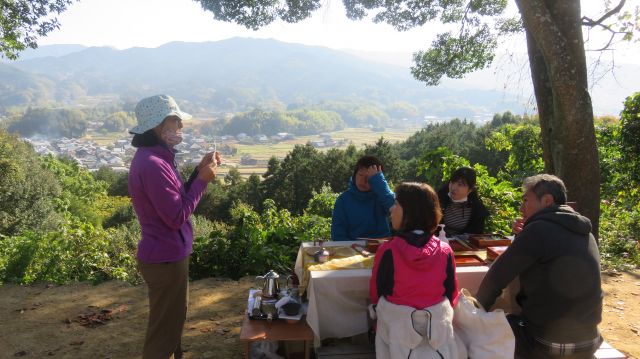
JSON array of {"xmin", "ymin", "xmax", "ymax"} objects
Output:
[{"xmin": 476, "ymin": 174, "xmax": 603, "ymax": 359}]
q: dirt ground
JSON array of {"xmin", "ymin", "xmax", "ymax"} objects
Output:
[{"xmin": 1, "ymin": 270, "xmax": 639, "ymax": 359}]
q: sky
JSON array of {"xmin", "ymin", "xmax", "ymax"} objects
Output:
[
  {"xmin": 37, "ymin": 0, "xmax": 640, "ymax": 63},
  {"xmin": 30, "ymin": 0, "xmax": 640, "ymax": 115},
  {"xmin": 39, "ymin": 0, "xmax": 430, "ymax": 53}
]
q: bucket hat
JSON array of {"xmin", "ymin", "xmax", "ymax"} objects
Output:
[{"xmin": 130, "ymin": 94, "xmax": 192, "ymax": 134}]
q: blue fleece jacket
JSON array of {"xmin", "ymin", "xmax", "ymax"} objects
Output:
[{"xmin": 331, "ymin": 173, "xmax": 395, "ymax": 241}]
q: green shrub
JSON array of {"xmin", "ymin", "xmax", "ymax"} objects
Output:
[
  {"xmin": 304, "ymin": 185, "xmax": 338, "ymax": 218},
  {"xmin": 0, "ymin": 219, "xmax": 139, "ymax": 284},
  {"xmin": 0, "ymin": 131, "xmax": 62, "ymax": 235},
  {"xmin": 418, "ymin": 150, "xmax": 520, "ymax": 235},
  {"xmin": 599, "ymin": 189, "xmax": 640, "ymax": 270},
  {"xmin": 596, "ymin": 100, "xmax": 640, "ymax": 269},
  {"xmin": 103, "ymin": 202, "xmax": 136, "ymax": 228},
  {"xmin": 620, "ymin": 92, "xmax": 640, "ymax": 172},
  {"xmin": 190, "ymin": 200, "xmax": 331, "ymax": 280}
]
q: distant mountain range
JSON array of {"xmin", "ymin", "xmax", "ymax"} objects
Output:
[
  {"xmin": 1, "ymin": 38, "xmax": 634, "ymax": 119},
  {"xmin": 344, "ymin": 47, "xmax": 640, "ymax": 117}
]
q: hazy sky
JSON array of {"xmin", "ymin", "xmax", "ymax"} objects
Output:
[
  {"xmin": 30, "ymin": 0, "xmax": 639, "ymax": 115},
  {"xmin": 38, "ymin": 0, "xmax": 640, "ymax": 63}
]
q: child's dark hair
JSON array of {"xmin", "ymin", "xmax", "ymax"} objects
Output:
[
  {"xmin": 449, "ymin": 166, "xmax": 477, "ymax": 189},
  {"xmin": 395, "ymin": 182, "xmax": 442, "ymax": 235},
  {"xmin": 352, "ymin": 155, "xmax": 384, "ymax": 179}
]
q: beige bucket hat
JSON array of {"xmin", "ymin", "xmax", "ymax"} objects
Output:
[{"xmin": 130, "ymin": 94, "xmax": 192, "ymax": 134}]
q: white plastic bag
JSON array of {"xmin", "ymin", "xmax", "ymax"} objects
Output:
[
  {"xmin": 375, "ymin": 297, "xmax": 467, "ymax": 359},
  {"xmin": 452, "ymin": 288, "xmax": 515, "ymax": 359},
  {"xmin": 250, "ymin": 340, "xmax": 284, "ymax": 359}
]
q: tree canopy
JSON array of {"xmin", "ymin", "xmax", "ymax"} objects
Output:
[
  {"xmin": 193, "ymin": 0, "xmax": 640, "ymax": 237},
  {"xmin": 0, "ymin": 0, "xmax": 74, "ymax": 60}
]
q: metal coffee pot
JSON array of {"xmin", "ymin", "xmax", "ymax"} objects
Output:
[{"xmin": 255, "ymin": 270, "xmax": 290, "ymax": 298}]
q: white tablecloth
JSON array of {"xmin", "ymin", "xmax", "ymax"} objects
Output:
[{"xmin": 295, "ymin": 241, "xmax": 493, "ymax": 341}]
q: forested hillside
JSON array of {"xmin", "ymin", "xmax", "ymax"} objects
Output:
[
  {"xmin": 0, "ymin": 38, "xmax": 525, "ymax": 118},
  {"xmin": 1, "ymin": 94, "xmax": 638, "ymax": 285}
]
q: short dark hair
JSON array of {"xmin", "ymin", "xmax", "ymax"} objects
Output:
[
  {"xmin": 131, "ymin": 129, "xmax": 160, "ymax": 148},
  {"xmin": 352, "ymin": 155, "xmax": 383, "ymax": 179},
  {"xmin": 523, "ymin": 174, "xmax": 567, "ymax": 205},
  {"xmin": 449, "ymin": 166, "xmax": 477, "ymax": 189},
  {"xmin": 395, "ymin": 182, "xmax": 442, "ymax": 235}
]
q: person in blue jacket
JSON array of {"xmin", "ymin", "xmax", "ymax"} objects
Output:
[{"xmin": 331, "ymin": 155, "xmax": 395, "ymax": 241}]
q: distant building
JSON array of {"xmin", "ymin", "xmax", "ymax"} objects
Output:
[
  {"xmin": 115, "ymin": 139, "xmax": 128, "ymax": 148},
  {"xmin": 254, "ymin": 134, "xmax": 269, "ymax": 143},
  {"xmin": 240, "ymin": 155, "xmax": 258, "ymax": 165}
]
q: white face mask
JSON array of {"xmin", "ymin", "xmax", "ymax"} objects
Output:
[
  {"xmin": 161, "ymin": 128, "xmax": 183, "ymax": 147},
  {"xmin": 448, "ymin": 192, "xmax": 468, "ymax": 203}
]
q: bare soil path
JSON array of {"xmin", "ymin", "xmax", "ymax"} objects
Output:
[{"xmin": 1, "ymin": 271, "xmax": 638, "ymax": 359}]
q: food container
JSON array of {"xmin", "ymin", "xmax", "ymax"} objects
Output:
[
  {"xmin": 251, "ymin": 295, "xmax": 263, "ymax": 316},
  {"xmin": 486, "ymin": 246, "xmax": 508, "ymax": 260},
  {"xmin": 260, "ymin": 298, "xmax": 279, "ymax": 320},
  {"xmin": 449, "ymin": 239, "xmax": 475, "ymax": 252},
  {"xmin": 282, "ymin": 301, "xmax": 301, "ymax": 316},
  {"xmin": 313, "ymin": 248, "xmax": 330, "ymax": 263},
  {"xmin": 468, "ymin": 234, "xmax": 512, "ymax": 248},
  {"xmin": 365, "ymin": 240, "xmax": 379, "ymax": 253},
  {"xmin": 362, "ymin": 237, "xmax": 391, "ymax": 253},
  {"xmin": 454, "ymin": 254, "xmax": 486, "ymax": 267},
  {"xmin": 351, "ymin": 243, "xmax": 371, "ymax": 257}
]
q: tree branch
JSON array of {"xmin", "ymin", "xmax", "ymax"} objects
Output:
[
  {"xmin": 582, "ymin": 0, "xmax": 626, "ymax": 27},
  {"xmin": 585, "ymin": 21, "xmax": 632, "ymax": 51},
  {"xmin": 454, "ymin": 1, "xmax": 474, "ymax": 66}
]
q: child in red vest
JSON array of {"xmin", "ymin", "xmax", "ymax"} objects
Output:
[{"xmin": 370, "ymin": 182, "xmax": 464, "ymax": 358}]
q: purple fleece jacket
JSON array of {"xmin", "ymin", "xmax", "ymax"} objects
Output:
[{"xmin": 128, "ymin": 145, "xmax": 207, "ymax": 263}]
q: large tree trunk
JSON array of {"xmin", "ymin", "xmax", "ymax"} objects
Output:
[
  {"xmin": 515, "ymin": 0, "xmax": 601, "ymax": 237},
  {"xmin": 525, "ymin": 29, "xmax": 555, "ymax": 173}
]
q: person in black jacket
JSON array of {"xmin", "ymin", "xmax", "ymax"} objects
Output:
[
  {"xmin": 437, "ymin": 166, "xmax": 489, "ymax": 235},
  {"xmin": 476, "ymin": 174, "xmax": 603, "ymax": 359}
]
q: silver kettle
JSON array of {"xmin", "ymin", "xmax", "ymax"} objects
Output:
[{"xmin": 255, "ymin": 270, "xmax": 290, "ymax": 298}]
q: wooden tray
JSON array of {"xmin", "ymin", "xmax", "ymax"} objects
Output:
[
  {"xmin": 454, "ymin": 254, "xmax": 485, "ymax": 267},
  {"xmin": 449, "ymin": 239, "xmax": 476, "ymax": 252},
  {"xmin": 469, "ymin": 234, "xmax": 512, "ymax": 248},
  {"xmin": 486, "ymin": 246, "xmax": 509, "ymax": 260}
]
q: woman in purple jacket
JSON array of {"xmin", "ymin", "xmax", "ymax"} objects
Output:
[{"xmin": 128, "ymin": 94, "xmax": 219, "ymax": 359}]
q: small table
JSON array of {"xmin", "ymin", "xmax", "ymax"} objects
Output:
[{"xmin": 239, "ymin": 315, "xmax": 314, "ymax": 359}]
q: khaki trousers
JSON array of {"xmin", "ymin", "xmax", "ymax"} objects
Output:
[{"xmin": 138, "ymin": 257, "xmax": 189, "ymax": 359}]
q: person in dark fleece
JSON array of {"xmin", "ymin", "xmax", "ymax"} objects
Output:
[
  {"xmin": 476, "ymin": 174, "xmax": 603, "ymax": 359},
  {"xmin": 437, "ymin": 166, "xmax": 489, "ymax": 235}
]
